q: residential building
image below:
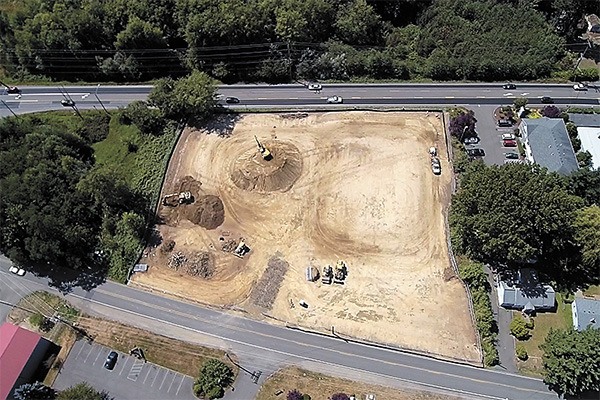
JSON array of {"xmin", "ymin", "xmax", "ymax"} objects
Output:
[
  {"xmin": 497, "ymin": 269, "xmax": 555, "ymax": 312},
  {"xmin": 572, "ymin": 297, "xmax": 600, "ymax": 331},
  {"xmin": 567, "ymin": 113, "xmax": 600, "ymax": 169}
]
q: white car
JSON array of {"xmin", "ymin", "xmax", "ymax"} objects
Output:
[
  {"xmin": 308, "ymin": 83, "xmax": 322, "ymax": 91},
  {"xmin": 501, "ymin": 133, "xmax": 515, "ymax": 140},
  {"xmin": 9, "ymin": 266, "xmax": 25, "ymax": 276},
  {"xmin": 573, "ymin": 83, "xmax": 587, "ymax": 91},
  {"xmin": 326, "ymin": 96, "xmax": 343, "ymax": 104}
]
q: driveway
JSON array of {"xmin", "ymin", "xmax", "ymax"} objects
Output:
[
  {"xmin": 54, "ymin": 340, "xmax": 196, "ymax": 400},
  {"xmin": 471, "ymin": 105, "xmax": 518, "ymax": 166}
]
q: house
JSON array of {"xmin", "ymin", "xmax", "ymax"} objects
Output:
[
  {"xmin": 0, "ymin": 323, "xmax": 53, "ymax": 399},
  {"xmin": 572, "ymin": 298, "xmax": 600, "ymax": 331},
  {"xmin": 519, "ymin": 118, "xmax": 579, "ymax": 175},
  {"xmin": 567, "ymin": 113, "xmax": 600, "ymax": 169},
  {"xmin": 497, "ymin": 269, "xmax": 555, "ymax": 312}
]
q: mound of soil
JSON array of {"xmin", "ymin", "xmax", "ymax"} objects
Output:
[
  {"xmin": 230, "ymin": 141, "xmax": 303, "ymax": 192},
  {"xmin": 186, "ymin": 195, "xmax": 225, "ymax": 230}
]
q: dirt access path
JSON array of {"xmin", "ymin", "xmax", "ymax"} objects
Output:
[{"xmin": 131, "ymin": 111, "xmax": 479, "ymax": 362}]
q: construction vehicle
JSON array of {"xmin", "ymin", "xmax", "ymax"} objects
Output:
[
  {"xmin": 162, "ymin": 191, "xmax": 192, "ymax": 206},
  {"xmin": 254, "ymin": 136, "xmax": 272, "ymax": 161},
  {"xmin": 333, "ymin": 260, "xmax": 348, "ymax": 284},
  {"xmin": 321, "ymin": 265, "xmax": 333, "ymax": 284},
  {"xmin": 233, "ymin": 240, "xmax": 251, "ymax": 258}
]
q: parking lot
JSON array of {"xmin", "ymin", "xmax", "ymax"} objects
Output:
[
  {"xmin": 54, "ymin": 340, "xmax": 196, "ymax": 400},
  {"xmin": 470, "ymin": 105, "xmax": 520, "ymax": 165}
]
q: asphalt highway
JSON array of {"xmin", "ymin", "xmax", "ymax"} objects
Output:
[{"xmin": 0, "ymin": 256, "xmax": 559, "ymax": 400}]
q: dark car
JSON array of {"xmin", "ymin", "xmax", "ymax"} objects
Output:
[
  {"xmin": 466, "ymin": 148, "xmax": 485, "ymax": 157},
  {"xmin": 225, "ymin": 96, "xmax": 240, "ymax": 104},
  {"xmin": 463, "ymin": 136, "xmax": 480, "ymax": 145},
  {"xmin": 541, "ymin": 96, "xmax": 554, "ymax": 104},
  {"xmin": 60, "ymin": 99, "xmax": 75, "ymax": 107},
  {"xmin": 504, "ymin": 152, "xmax": 519, "ymax": 159},
  {"xmin": 104, "ymin": 351, "xmax": 118, "ymax": 370},
  {"xmin": 6, "ymin": 86, "xmax": 21, "ymax": 94},
  {"xmin": 503, "ymin": 83, "xmax": 516, "ymax": 90}
]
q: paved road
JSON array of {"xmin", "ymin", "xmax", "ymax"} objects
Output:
[
  {"xmin": 1, "ymin": 83, "xmax": 599, "ymax": 117},
  {"xmin": 0, "ymin": 256, "xmax": 558, "ymax": 400}
]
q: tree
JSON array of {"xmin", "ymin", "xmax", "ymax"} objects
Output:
[
  {"xmin": 516, "ymin": 343, "xmax": 528, "ymax": 361},
  {"xmin": 509, "ymin": 315, "xmax": 530, "ymax": 340},
  {"xmin": 334, "ymin": 0, "xmax": 383, "ymax": 46},
  {"xmin": 13, "ymin": 381, "xmax": 55, "ymax": 400},
  {"xmin": 513, "ymin": 97, "xmax": 529, "ymax": 109},
  {"xmin": 572, "ymin": 206, "xmax": 600, "ymax": 274},
  {"xmin": 540, "ymin": 328, "xmax": 600, "ymax": 396},
  {"xmin": 57, "ymin": 382, "xmax": 112, "ymax": 400},
  {"xmin": 576, "ymin": 150, "xmax": 593, "ymax": 169},
  {"xmin": 331, "ymin": 394, "xmax": 350, "ymax": 400},
  {"xmin": 287, "ymin": 389, "xmax": 303, "ymax": 400},
  {"xmin": 541, "ymin": 105, "xmax": 561, "ymax": 118},
  {"xmin": 148, "ymin": 70, "xmax": 217, "ymax": 121},
  {"xmin": 448, "ymin": 109, "xmax": 476, "ymax": 138},
  {"xmin": 121, "ymin": 101, "xmax": 165, "ymax": 135},
  {"xmin": 568, "ymin": 168, "xmax": 600, "ymax": 206},
  {"xmin": 193, "ymin": 359, "xmax": 234, "ymax": 400}
]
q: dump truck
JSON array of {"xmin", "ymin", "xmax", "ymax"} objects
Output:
[{"xmin": 333, "ymin": 260, "xmax": 348, "ymax": 284}]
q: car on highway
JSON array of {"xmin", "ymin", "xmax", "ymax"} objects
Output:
[
  {"xmin": 502, "ymin": 83, "xmax": 516, "ymax": 90},
  {"xmin": 60, "ymin": 99, "xmax": 75, "ymax": 107},
  {"xmin": 573, "ymin": 83, "xmax": 588, "ymax": 91},
  {"xmin": 103, "ymin": 351, "xmax": 118, "ymax": 370},
  {"xmin": 9, "ymin": 266, "xmax": 25, "ymax": 276},
  {"xmin": 463, "ymin": 136, "xmax": 480, "ymax": 145},
  {"xmin": 225, "ymin": 96, "xmax": 240, "ymax": 104},
  {"xmin": 4, "ymin": 86, "xmax": 21, "ymax": 94},
  {"xmin": 466, "ymin": 148, "xmax": 485, "ymax": 158},
  {"xmin": 326, "ymin": 96, "xmax": 343, "ymax": 104},
  {"xmin": 541, "ymin": 96, "xmax": 554, "ymax": 104},
  {"xmin": 501, "ymin": 133, "xmax": 515, "ymax": 140},
  {"xmin": 505, "ymin": 152, "xmax": 519, "ymax": 159},
  {"xmin": 503, "ymin": 139, "xmax": 517, "ymax": 147},
  {"xmin": 308, "ymin": 83, "xmax": 322, "ymax": 91}
]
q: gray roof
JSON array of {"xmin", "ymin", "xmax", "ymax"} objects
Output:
[
  {"xmin": 499, "ymin": 281, "xmax": 555, "ymax": 309},
  {"xmin": 522, "ymin": 118, "xmax": 579, "ymax": 175},
  {"xmin": 573, "ymin": 298, "xmax": 600, "ymax": 331},
  {"xmin": 568, "ymin": 113, "xmax": 600, "ymax": 128}
]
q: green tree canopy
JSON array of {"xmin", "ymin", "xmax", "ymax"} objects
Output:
[
  {"xmin": 57, "ymin": 382, "xmax": 113, "ymax": 400},
  {"xmin": 572, "ymin": 206, "xmax": 600, "ymax": 276},
  {"xmin": 541, "ymin": 328, "xmax": 600, "ymax": 396},
  {"xmin": 193, "ymin": 359, "xmax": 234, "ymax": 400}
]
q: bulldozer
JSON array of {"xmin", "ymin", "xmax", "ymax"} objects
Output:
[
  {"xmin": 254, "ymin": 136, "xmax": 273, "ymax": 161},
  {"xmin": 333, "ymin": 260, "xmax": 348, "ymax": 284},
  {"xmin": 233, "ymin": 240, "xmax": 251, "ymax": 258},
  {"xmin": 321, "ymin": 265, "xmax": 333, "ymax": 284},
  {"xmin": 162, "ymin": 191, "xmax": 193, "ymax": 207}
]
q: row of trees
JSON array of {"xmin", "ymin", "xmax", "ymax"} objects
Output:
[
  {"xmin": 1, "ymin": 0, "xmax": 597, "ymax": 83},
  {"xmin": 15, "ymin": 382, "xmax": 111, "ymax": 400}
]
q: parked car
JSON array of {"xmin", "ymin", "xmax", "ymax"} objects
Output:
[
  {"xmin": 466, "ymin": 148, "xmax": 485, "ymax": 157},
  {"xmin": 503, "ymin": 139, "xmax": 517, "ymax": 147},
  {"xmin": 463, "ymin": 136, "xmax": 480, "ymax": 145},
  {"xmin": 326, "ymin": 96, "xmax": 343, "ymax": 104},
  {"xmin": 504, "ymin": 159, "xmax": 525, "ymax": 164},
  {"xmin": 573, "ymin": 83, "xmax": 588, "ymax": 91},
  {"xmin": 503, "ymin": 83, "xmax": 516, "ymax": 90},
  {"xmin": 504, "ymin": 152, "xmax": 519, "ymax": 159},
  {"xmin": 501, "ymin": 133, "xmax": 516, "ymax": 140},
  {"xmin": 60, "ymin": 99, "xmax": 75, "ymax": 107},
  {"xmin": 308, "ymin": 83, "xmax": 322, "ymax": 91},
  {"xmin": 431, "ymin": 157, "xmax": 441, "ymax": 175},
  {"xmin": 498, "ymin": 119, "xmax": 513, "ymax": 127},
  {"xmin": 225, "ymin": 96, "xmax": 240, "ymax": 104},
  {"xmin": 9, "ymin": 266, "xmax": 25, "ymax": 276},
  {"xmin": 104, "ymin": 351, "xmax": 118, "ymax": 370},
  {"xmin": 541, "ymin": 96, "xmax": 554, "ymax": 104}
]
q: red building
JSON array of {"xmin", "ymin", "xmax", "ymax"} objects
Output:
[{"xmin": 0, "ymin": 322, "xmax": 52, "ymax": 400}]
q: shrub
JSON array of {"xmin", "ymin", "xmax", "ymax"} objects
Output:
[
  {"xmin": 287, "ymin": 389, "xmax": 303, "ymax": 400},
  {"xmin": 78, "ymin": 112, "xmax": 111, "ymax": 143},
  {"xmin": 194, "ymin": 359, "xmax": 233, "ymax": 399},
  {"xmin": 513, "ymin": 97, "xmax": 528, "ymax": 109},
  {"xmin": 525, "ymin": 318, "xmax": 535, "ymax": 330},
  {"xmin": 510, "ymin": 315, "xmax": 530, "ymax": 340},
  {"xmin": 122, "ymin": 101, "xmax": 165, "ymax": 135},
  {"xmin": 302, "ymin": 394, "xmax": 311, "ymax": 400},
  {"xmin": 482, "ymin": 338, "xmax": 499, "ymax": 367},
  {"xmin": 449, "ymin": 110, "xmax": 476, "ymax": 138},
  {"xmin": 541, "ymin": 105, "xmax": 561, "ymax": 118},
  {"xmin": 516, "ymin": 343, "xmax": 528, "ymax": 360},
  {"xmin": 29, "ymin": 312, "xmax": 45, "ymax": 328},
  {"xmin": 331, "ymin": 394, "xmax": 350, "ymax": 400}
]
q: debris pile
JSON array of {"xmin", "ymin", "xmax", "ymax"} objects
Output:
[
  {"xmin": 184, "ymin": 252, "xmax": 214, "ymax": 279},
  {"xmin": 249, "ymin": 256, "xmax": 289, "ymax": 309},
  {"xmin": 168, "ymin": 252, "xmax": 187, "ymax": 270},
  {"xmin": 221, "ymin": 239, "xmax": 238, "ymax": 252}
]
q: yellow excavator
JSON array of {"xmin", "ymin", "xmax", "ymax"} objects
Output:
[{"xmin": 254, "ymin": 136, "xmax": 272, "ymax": 160}]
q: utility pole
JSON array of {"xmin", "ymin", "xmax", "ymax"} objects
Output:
[
  {"xmin": 1, "ymin": 99, "xmax": 18, "ymax": 118},
  {"xmin": 95, "ymin": 84, "xmax": 110, "ymax": 115},
  {"xmin": 287, "ymin": 41, "xmax": 293, "ymax": 82}
]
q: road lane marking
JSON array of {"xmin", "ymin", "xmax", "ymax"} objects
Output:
[
  {"xmin": 476, "ymin": 96, "xmax": 486, "ymax": 98},
  {"xmin": 158, "ymin": 370, "xmax": 169, "ymax": 390},
  {"xmin": 150, "ymin": 368, "xmax": 161, "ymax": 387},
  {"xmin": 92, "ymin": 348, "xmax": 102, "ymax": 365},
  {"xmin": 75, "ymin": 341, "xmax": 85, "ymax": 359},
  {"xmin": 119, "ymin": 356, "xmax": 130, "ymax": 375},
  {"xmin": 142, "ymin": 366, "xmax": 152, "ymax": 384},
  {"xmin": 175, "ymin": 375, "xmax": 185, "ymax": 395},
  {"xmin": 166, "ymin": 373, "xmax": 178, "ymax": 393},
  {"xmin": 351, "ymin": 96, "xmax": 361, "ymax": 99},
  {"xmin": 128, "ymin": 359, "xmax": 145, "ymax": 381},
  {"xmin": 80, "ymin": 289, "xmax": 550, "ymax": 396},
  {"xmin": 83, "ymin": 345, "xmax": 94, "ymax": 363},
  {"xmin": 445, "ymin": 96, "xmax": 455, "ymax": 99}
]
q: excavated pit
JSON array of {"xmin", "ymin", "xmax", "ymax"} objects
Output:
[{"xmin": 230, "ymin": 141, "xmax": 303, "ymax": 193}]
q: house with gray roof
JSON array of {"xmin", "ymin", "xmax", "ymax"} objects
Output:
[
  {"xmin": 497, "ymin": 269, "xmax": 555, "ymax": 312},
  {"xmin": 572, "ymin": 298, "xmax": 600, "ymax": 331},
  {"xmin": 519, "ymin": 117, "xmax": 579, "ymax": 175}
]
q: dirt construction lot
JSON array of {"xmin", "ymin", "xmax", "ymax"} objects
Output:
[{"xmin": 131, "ymin": 111, "xmax": 480, "ymax": 362}]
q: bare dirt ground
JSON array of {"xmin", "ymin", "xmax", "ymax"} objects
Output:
[{"xmin": 131, "ymin": 111, "xmax": 479, "ymax": 362}]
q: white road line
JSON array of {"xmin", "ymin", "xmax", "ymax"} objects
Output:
[
  {"xmin": 476, "ymin": 96, "xmax": 486, "ymax": 98},
  {"xmin": 382, "ymin": 96, "xmax": 392, "ymax": 99},
  {"xmin": 142, "ymin": 366, "xmax": 152, "ymax": 384},
  {"xmin": 445, "ymin": 96, "xmax": 455, "ymax": 99},
  {"xmin": 166, "ymin": 373, "xmax": 178, "ymax": 393},
  {"xmin": 92, "ymin": 348, "xmax": 102, "ymax": 365},
  {"xmin": 175, "ymin": 375, "xmax": 185, "ymax": 395},
  {"xmin": 256, "ymin": 97, "xmax": 268, "ymax": 100},
  {"xmin": 288, "ymin": 97, "xmax": 298, "ymax": 100},
  {"xmin": 351, "ymin": 96, "xmax": 361, "ymax": 99},
  {"xmin": 158, "ymin": 370, "xmax": 169, "ymax": 391},
  {"xmin": 150, "ymin": 368, "xmax": 161, "ymax": 387},
  {"xmin": 83, "ymin": 345, "xmax": 94, "ymax": 363},
  {"xmin": 413, "ymin": 96, "xmax": 423, "ymax": 99},
  {"xmin": 119, "ymin": 357, "xmax": 130, "ymax": 375},
  {"xmin": 75, "ymin": 342, "xmax": 85, "ymax": 359}
]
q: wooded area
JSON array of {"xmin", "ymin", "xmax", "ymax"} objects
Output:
[{"xmin": 1, "ymin": 0, "xmax": 598, "ymax": 83}]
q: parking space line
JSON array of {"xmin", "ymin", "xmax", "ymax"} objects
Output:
[
  {"xmin": 150, "ymin": 368, "xmax": 161, "ymax": 387},
  {"xmin": 158, "ymin": 370, "xmax": 169, "ymax": 390},
  {"xmin": 118, "ymin": 356, "xmax": 131, "ymax": 375},
  {"xmin": 92, "ymin": 348, "xmax": 102, "ymax": 366},
  {"xmin": 127, "ymin": 360, "xmax": 145, "ymax": 381},
  {"xmin": 75, "ymin": 341, "xmax": 85, "ymax": 359},
  {"xmin": 166, "ymin": 373, "xmax": 177, "ymax": 393},
  {"xmin": 83, "ymin": 345, "xmax": 95, "ymax": 363},
  {"xmin": 142, "ymin": 366, "xmax": 153, "ymax": 384},
  {"xmin": 175, "ymin": 375, "xmax": 185, "ymax": 395}
]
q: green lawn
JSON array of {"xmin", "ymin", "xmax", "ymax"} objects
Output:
[
  {"xmin": 517, "ymin": 293, "xmax": 573, "ymax": 376},
  {"xmin": 583, "ymin": 285, "xmax": 600, "ymax": 298}
]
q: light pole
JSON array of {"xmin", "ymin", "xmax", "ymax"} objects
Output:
[{"xmin": 95, "ymin": 84, "xmax": 110, "ymax": 115}]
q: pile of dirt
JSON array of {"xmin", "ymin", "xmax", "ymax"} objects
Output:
[
  {"xmin": 186, "ymin": 195, "xmax": 225, "ymax": 230},
  {"xmin": 230, "ymin": 141, "xmax": 303, "ymax": 193},
  {"xmin": 248, "ymin": 256, "xmax": 289, "ymax": 310},
  {"xmin": 184, "ymin": 252, "xmax": 214, "ymax": 279}
]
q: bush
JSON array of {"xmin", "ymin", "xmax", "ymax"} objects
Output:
[
  {"xmin": 78, "ymin": 112, "xmax": 111, "ymax": 143},
  {"xmin": 29, "ymin": 312, "xmax": 45, "ymax": 328},
  {"xmin": 194, "ymin": 359, "xmax": 233, "ymax": 399},
  {"xmin": 449, "ymin": 110, "xmax": 476, "ymax": 138},
  {"xmin": 513, "ymin": 97, "xmax": 528, "ymax": 109},
  {"xmin": 510, "ymin": 315, "xmax": 530, "ymax": 340},
  {"xmin": 525, "ymin": 318, "xmax": 535, "ymax": 330},
  {"xmin": 516, "ymin": 343, "xmax": 528, "ymax": 360},
  {"xmin": 287, "ymin": 389, "xmax": 303, "ymax": 400},
  {"xmin": 482, "ymin": 338, "xmax": 499, "ymax": 367},
  {"xmin": 302, "ymin": 394, "xmax": 311, "ymax": 400},
  {"xmin": 331, "ymin": 394, "xmax": 350, "ymax": 400},
  {"xmin": 541, "ymin": 105, "xmax": 561, "ymax": 118},
  {"xmin": 122, "ymin": 101, "xmax": 165, "ymax": 135}
]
